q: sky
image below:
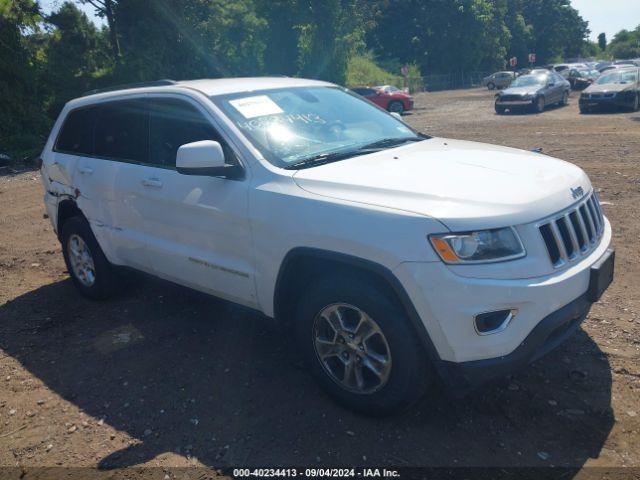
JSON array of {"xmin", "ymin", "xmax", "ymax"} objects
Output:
[
  {"xmin": 571, "ymin": 0, "xmax": 640, "ymax": 41},
  {"xmin": 40, "ymin": 0, "xmax": 640, "ymax": 43}
]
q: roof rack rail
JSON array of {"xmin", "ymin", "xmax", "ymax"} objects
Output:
[{"xmin": 82, "ymin": 79, "xmax": 177, "ymax": 97}]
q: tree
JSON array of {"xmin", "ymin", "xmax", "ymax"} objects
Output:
[
  {"xmin": 598, "ymin": 32, "xmax": 606, "ymax": 51},
  {"xmin": 78, "ymin": 0, "xmax": 121, "ymax": 61},
  {"xmin": 607, "ymin": 26, "xmax": 640, "ymax": 59},
  {"xmin": 43, "ymin": 2, "xmax": 108, "ymax": 117},
  {"xmin": 112, "ymin": 0, "xmax": 266, "ymax": 81},
  {"xmin": 0, "ymin": 0, "xmax": 47, "ymax": 156}
]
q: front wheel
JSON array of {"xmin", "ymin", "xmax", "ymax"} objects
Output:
[
  {"xmin": 561, "ymin": 90, "xmax": 569, "ymax": 106},
  {"xmin": 294, "ymin": 274, "xmax": 432, "ymax": 415},
  {"xmin": 631, "ymin": 93, "xmax": 639, "ymax": 111},
  {"xmin": 387, "ymin": 101, "xmax": 404, "ymax": 114},
  {"xmin": 533, "ymin": 96, "xmax": 545, "ymax": 113},
  {"xmin": 61, "ymin": 216, "xmax": 118, "ymax": 300},
  {"xmin": 487, "ymin": 82, "xmax": 496, "ymax": 90}
]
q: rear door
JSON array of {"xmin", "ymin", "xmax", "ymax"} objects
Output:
[
  {"xmin": 81, "ymin": 98, "xmax": 152, "ymax": 270},
  {"xmin": 134, "ymin": 95, "xmax": 256, "ymax": 307}
]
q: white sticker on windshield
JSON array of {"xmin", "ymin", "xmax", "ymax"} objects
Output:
[{"xmin": 229, "ymin": 95, "xmax": 283, "ymax": 118}]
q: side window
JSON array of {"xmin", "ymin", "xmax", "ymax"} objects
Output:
[
  {"xmin": 55, "ymin": 107, "xmax": 96, "ymax": 155},
  {"xmin": 94, "ymin": 100, "xmax": 148, "ymax": 163},
  {"xmin": 149, "ymin": 97, "xmax": 225, "ymax": 167}
]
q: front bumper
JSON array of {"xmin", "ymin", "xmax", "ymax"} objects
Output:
[
  {"xmin": 441, "ymin": 291, "xmax": 592, "ymax": 394},
  {"xmin": 580, "ymin": 92, "xmax": 635, "ymax": 109},
  {"xmin": 393, "ymin": 221, "xmax": 613, "ymax": 391},
  {"xmin": 496, "ymin": 99, "xmax": 534, "ymax": 106}
]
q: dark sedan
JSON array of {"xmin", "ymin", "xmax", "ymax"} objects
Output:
[
  {"xmin": 495, "ymin": 72, "xmax": 570, "ymax": 114},
  {"xmin": 579, "ymin": 68, "xmax": 640, "ymax": 113}
]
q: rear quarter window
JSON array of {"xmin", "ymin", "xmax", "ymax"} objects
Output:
[{"xmin": 55, "ymin": 107, "xmax": 96, "ymax": 155}]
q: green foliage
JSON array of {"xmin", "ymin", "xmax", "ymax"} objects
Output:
[
  {"xmin": 346, "ymin": 54, "xmax": 402, "ymax": 86},
  {"xmin": 0, "ymin": 0, "xmax": 621, "ymax": 161},
  {"xmin": 369, "ymin": 0, "xmax": 590, "ymax": 73},
  {"xmin": 0, "ymin": 0, "xmax": 47, "ymax": 158},
  {"xmin": 607, "ymin": 26, "xmax": 640, "ymax": 59}
]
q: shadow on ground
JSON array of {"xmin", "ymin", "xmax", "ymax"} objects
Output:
[{"xmin": 0, "ymin": 276, "xmax": 614, "ymax": 468}]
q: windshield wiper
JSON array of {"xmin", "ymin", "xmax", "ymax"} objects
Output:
[
  {"xmin": 356, "ymin": 135, "xmax": 427, "ymax": 151},
  {"xmin": 284, "ymin": 150, "xmax": 364, "ymax": 170},
  {"xmin": 284, "ymin": 134, "xmax": 430, "ymax": 171}
]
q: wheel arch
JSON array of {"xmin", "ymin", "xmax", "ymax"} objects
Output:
[
  {"xmin": 56, "ymin": 197, "xmax": 84, "ymax": 240},
  {"xmin": 273, "ymin": 247, "xmax": 443, "ymax": 365}
]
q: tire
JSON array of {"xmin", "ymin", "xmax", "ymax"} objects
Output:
[
  {"xmin": 387, "ymin": 101, "xmax": 404, "ymax": 114},
  {"xmin": 631, "ymin": 93, "xmax": 639, "ymax": 112},
  {"xmin": 533, "ymin": 96, "xmax": 545, "ymax": 113},
  {"xmin": 61, "ymin": 216, "xmax": 118, "ymax": 300},
  {"xmin": 561, "ymin": 90, "xmax": 569, "ymax": 106},
  {"xmin": 487, "ymin": 82, "xmax": 495, "ymax": 90},
  {"xmin": 294, "ymin": 274, "xmax": 431, "ymax": 415}
]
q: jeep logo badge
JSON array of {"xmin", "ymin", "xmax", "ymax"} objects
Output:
[{"xmin": 571, "ymin": 186, "xmax": 584, "ymax": 199}]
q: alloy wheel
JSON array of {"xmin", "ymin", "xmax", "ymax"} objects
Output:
[
  {"xmin": 313, "ymin": 303, "xmax": 392, "ymax": 394},
  {"xmin": 67, "ymin": 234, "xmax": 96, "ymax": 287}
]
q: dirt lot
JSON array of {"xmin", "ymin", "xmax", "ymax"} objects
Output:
[{"xmin": 1, "ymin": 88, "xmax": 639, "ymax": 478}]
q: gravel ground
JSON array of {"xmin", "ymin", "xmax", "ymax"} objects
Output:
[{"xmin": 0, "ymin": 87, "xmax": 639, "ymax": 478}]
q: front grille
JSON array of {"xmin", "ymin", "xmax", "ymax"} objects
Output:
[
  {"xmin": 538, "ymin": 192, "xmax": 605, "ymax": 268},
  {"xmin": 500, "ymin": 95, "xmax": 525, "ymax": 102}
]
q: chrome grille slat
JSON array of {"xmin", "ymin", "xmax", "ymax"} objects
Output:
[
  {"xmin": 538, "ymin": 192, "xmax": 605, "ymax": 269},
  {"xmin": 563, "ymin": 214, "xmax": 580, "ymax": 256},
  {"xmin": 549, "ymin": 221, "xmax": 568, "ymax": 261},
  {"xmin": 572, "ymin": 211, "xmax": 589, "ymax": 251}
]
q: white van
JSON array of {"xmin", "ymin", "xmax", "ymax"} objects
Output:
[{"xmin": 40, "ymin": 78, "xmax": 614, "ymax": 414}]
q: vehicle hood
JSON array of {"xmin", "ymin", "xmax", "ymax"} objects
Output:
[
  {"xmin": 500, "ymin": 86, "xmax": 542, "ymax": 96},
  {"xmin": 292, "ymin": 138, "xmax": 591, "ymax": 231},
  {"xmin": 584, "ymin": 82, "xmax": 632, "ymax": 93}
]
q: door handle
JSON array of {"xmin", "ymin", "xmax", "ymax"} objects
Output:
[
  {"xmin": 141, "ymin": 178, "xmax": 163, "ymax": 188},
  {"xmin": 78, "ymin": 166, "xmax": 93, "ymax": 175}
]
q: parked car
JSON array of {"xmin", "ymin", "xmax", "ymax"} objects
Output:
[
  {"xmin": 350, "ymin": 85, "xmax": 414, "ymax": 113},
  {"xmin": 483, "ymin": 71, "xmax": 516, "ymax": 90},
  {"xmin": 566, "ymin": 68, "xmax": 600, "ymax": 90},
  {"xmin": 614, "ymin": 59, "xmax": 640, "ymax": 67},
  {"xmin": 579, "ymin": 67, "xmax": 640, "ymax": 113},
  {"xmin": 40, "ymin": 77, "xmax": 614, "ymax": 414},
  {"xmin": 495, "ymin": 71, "xmax": 571, "ymax": 114}
]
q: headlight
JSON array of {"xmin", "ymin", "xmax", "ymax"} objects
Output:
[{"xmin": 429, "ymin": 227, "xmax": 525, "ymax": 264}]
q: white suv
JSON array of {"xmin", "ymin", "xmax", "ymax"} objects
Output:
[{"xmin": 40, "ymin": 77, "xmax": 614, "ymax": 414}]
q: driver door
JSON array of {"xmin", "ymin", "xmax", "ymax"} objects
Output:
[{"xmin": 135, "ymin": 96, "xmax": 257, "ymax": 307}]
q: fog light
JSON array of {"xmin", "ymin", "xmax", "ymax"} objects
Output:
[{"xmin": 474, "ymin": 309, "xmax": 517, "ymax": 335}]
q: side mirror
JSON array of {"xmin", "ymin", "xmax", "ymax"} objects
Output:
[
  {"xmin": 176, "ymin": 140, "xmax": 242, "ymax": 179},
  {"xmin": 547, "ymin": 82, "xmax": 555, "ymax": 87}
]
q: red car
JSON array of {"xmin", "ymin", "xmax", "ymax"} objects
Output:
[{"xmin": 351, "ymin": 85, "xmax": 414, "ymax": 113}]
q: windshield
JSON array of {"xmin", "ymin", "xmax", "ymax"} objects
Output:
[
  {"xmin": 596, "ymin": 70, "xmax": 638, "ymax": 85},
  {"xmin": 510, "ymin": 75, "xmax": 547, "ymax": 87},
  {"xmin": 211, "ymin": 86, "xmax": 421, "ymax": 168}
]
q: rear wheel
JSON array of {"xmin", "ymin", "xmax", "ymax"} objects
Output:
[
  {"xmin": 294, "ymin": 274, "xmax": 431, "ymax": 415},
  {"xmin": 387, "ymin": 101, "xmax": 404, "ymax": 114},
  {"xmin": 61, "ymin": 216, "xmax": 118, "ymax": 300}
]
